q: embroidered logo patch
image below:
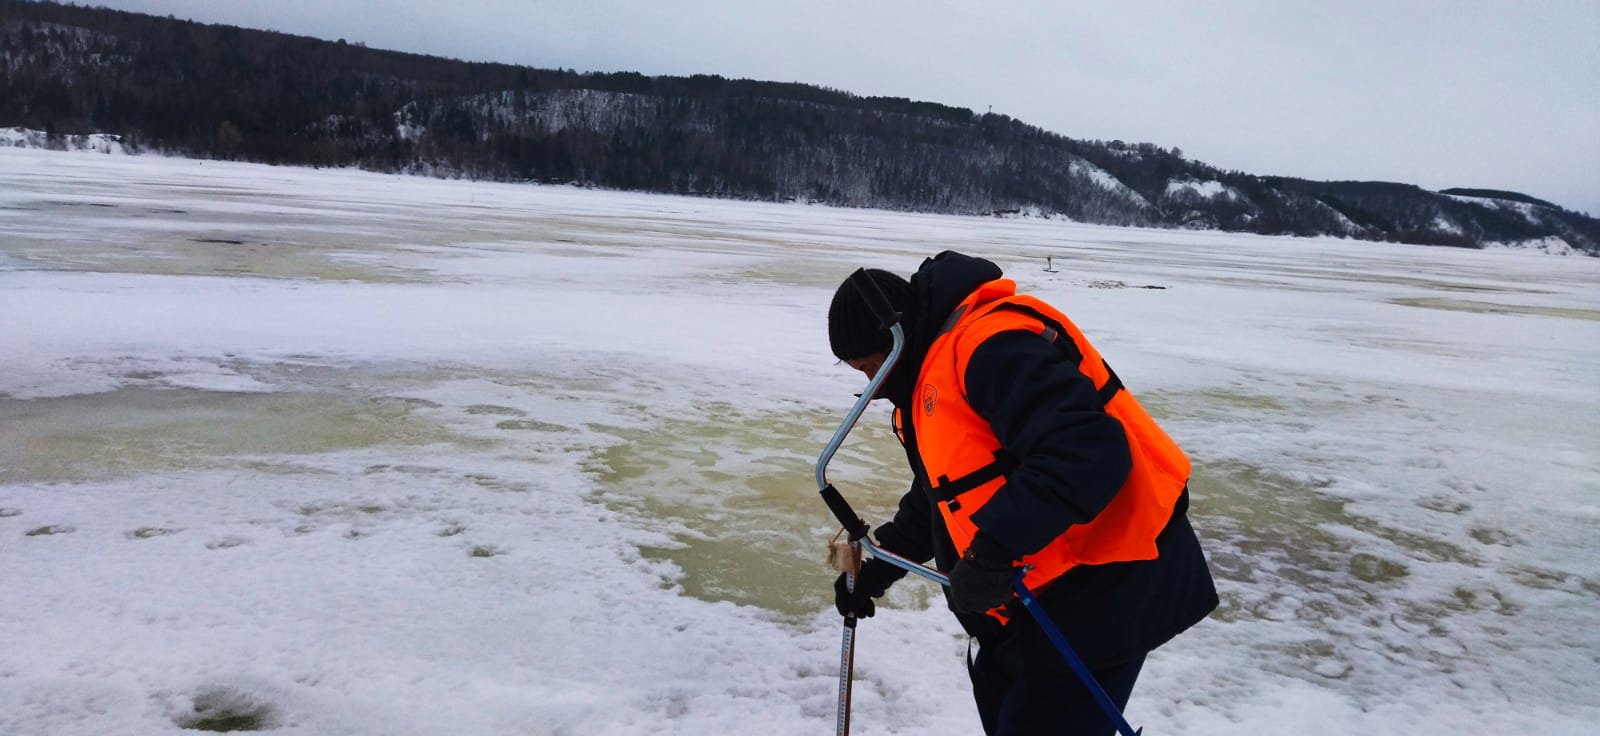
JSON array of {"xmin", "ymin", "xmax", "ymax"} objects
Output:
[{"xmin": 923, "ymin": 384, "xmax": 938, "ymax": 416}]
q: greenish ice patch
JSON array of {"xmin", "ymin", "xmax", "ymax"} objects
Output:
[
  {"xmin": 0, "ymin": 388, "xmax": 460, "ymax": 483},
  {"xmin": 1185, "ymin": 457, "xmax": 1558, "ymax": 684},
  {"xmin": 0, "ymin": 230, "xmax": 434, "ymax": 283},
  {"xmin": 1390, "ymin": 297, "xmax": 1600, "ymax": 321},
  {"xmin": 587, "ymin": 397, "xmax": 1578, "ymax": 683},
  {"xmin": 1348, "ymin": 553, "xmax": 1410, "ymax": 583},
  {"xmin": 726, "ymin": 253, "xmax": 888, "ymax": 290},
  {"xmin": 1187, "ymin": 391, "xmax": 1288, "ymax": 413},
  {"xmin": 1190, "ymin": 460, "xmax": 1480, "ymax": 619},
  {"xmin": 495, "ymin": 419, "xmax": 569, "ymax": 432},
  {"xmin": 587, "ymin": 405, "xmax": 912, "ymax": 620},
  {"xmin": 171, "ymin": 686, "xmax": 279, "ymax": 732},
  {"xmin": 1128, "ymin": 392, "xmax": 1179, "ymax": 421},
  {"xmin": 1330, "ymin": 272, "xmax": 1539, "ymax": 293},
  {"xmin": 1137, "ymin": 389, "xmax": 1288, "ymax": 423},
  {"xmin": 1188, "ymin": 460, "xmax": 1364, "ymax": 622}
]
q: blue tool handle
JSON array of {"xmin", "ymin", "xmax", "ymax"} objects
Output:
[{"xmin": 1012, "ymin": 571, "xmax": 1143, "ymax": 736}]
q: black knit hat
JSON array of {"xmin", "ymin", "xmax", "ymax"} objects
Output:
[{"xmin": 828, "ymin": 268, "xmax": 913, "ymax": 361}]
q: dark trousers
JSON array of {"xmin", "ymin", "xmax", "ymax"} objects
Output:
[{"xmin": 968, "ymin": 635, "xmax": 1145, "ymax": 736}]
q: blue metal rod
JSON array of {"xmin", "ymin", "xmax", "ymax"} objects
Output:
[
  {"xmin": 856, "ymin": 549, "xmax": 1143, "ymax": 736},
  {"xmin": 1012, "ymin": 571, "xmax": 1143, "ymax": 736}
]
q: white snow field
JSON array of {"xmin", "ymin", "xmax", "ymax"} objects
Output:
[{"xmin": 2, "ymin": 147, "xmax": 1597, "ymax": 735}]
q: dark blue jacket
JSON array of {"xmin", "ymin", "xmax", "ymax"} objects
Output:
[{"xmin": 871, "ymin": 251, "xmax": 1218, "ymax": 669}]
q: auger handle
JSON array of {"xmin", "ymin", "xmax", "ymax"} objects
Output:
[
  {"xmin": 821, "ymin": 484, "xmax": 870, "ymax": 542},
  {"xmin": 847, "ymin": 268, "xmax": 901, "ymax": 330}
]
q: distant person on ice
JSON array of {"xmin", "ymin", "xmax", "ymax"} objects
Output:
[{"xmin": 826, "ymin": 251, "xmax": 1217, "ymax": 735}]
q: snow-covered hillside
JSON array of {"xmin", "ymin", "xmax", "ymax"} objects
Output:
[{"xmin": 2, "ymin": 126, "xmax": 132, "ymax": 154}]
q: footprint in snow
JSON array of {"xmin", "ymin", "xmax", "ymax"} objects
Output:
[
  {"xmin": 24, "ymin": 524, "xmax": 75, "ymax": 536},
  {"xmin": 205, "ymin": 535, "xmax": 250, "ymax": 550},
  {"xmin": 127, "ymin": 527, "xmax": 181, "ymax": 539}
]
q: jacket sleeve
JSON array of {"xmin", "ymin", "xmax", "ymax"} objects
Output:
[
  {"xmin": 962, "ymin": 330, "xmax": 1133, "ymax": 556},
  {"xmin": 871, "ymin": 477, "xmax": 937, "ymax": 565}
]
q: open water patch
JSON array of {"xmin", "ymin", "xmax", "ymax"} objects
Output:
[{"xmin": 586, "ymin": 405, "xmax": 922, "ymax": 619}]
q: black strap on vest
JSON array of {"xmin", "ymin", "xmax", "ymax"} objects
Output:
[
  {"xmin": 926, "ymin": 301, "xmax": 1125, "ymax": 504},
  {"xmin": 993, "ymin": 303, "xmax": 1124, "ymax": 408},
  {"xmin": 930, "ymin": 449, "xmax": 1019, "ymax": 505}
]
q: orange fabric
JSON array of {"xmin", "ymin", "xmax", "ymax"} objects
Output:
[{"xmin": 911, "ymin": 279, "xmax": 1190, "ymax": 613}]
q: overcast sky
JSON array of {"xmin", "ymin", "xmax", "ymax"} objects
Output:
[{"xmin": 86, "ymin": 0, "xmax": 1600, "ymax": 214}]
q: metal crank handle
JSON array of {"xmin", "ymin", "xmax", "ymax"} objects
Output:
[
  {"xmin": 861, "ymin": 536, "xmax": 951, "ymax": 587},
  {"xmin": 846, "ymin": 267, "xmax": 902, "ymax": 330}
]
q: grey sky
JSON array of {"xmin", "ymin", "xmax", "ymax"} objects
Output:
[{"xmin": 87, "ymin": 1, "xmax": 1600, "ymax": 214}]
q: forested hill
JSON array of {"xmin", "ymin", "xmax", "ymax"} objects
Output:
[{"xmin": 3, "ymin": 0, "xmax": 1596, "ymax": 255}]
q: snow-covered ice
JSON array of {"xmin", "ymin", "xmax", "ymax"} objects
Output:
[{"xmin": 2, "ymin": 147, "xmax": 1597, "ymax": 735}]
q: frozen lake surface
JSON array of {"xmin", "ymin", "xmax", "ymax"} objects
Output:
[{"xmin": 2, "ymin": 147, "xmax": 1598, "ymax": 735}]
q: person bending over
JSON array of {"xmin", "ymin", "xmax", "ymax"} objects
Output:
[{"xmin": 827, "ymin": 251, "xmax": 1217, "ymax": 735}]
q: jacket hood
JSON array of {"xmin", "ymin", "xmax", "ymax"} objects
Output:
[
  {"xmin": 908, "ymin": 251, "xmax": 1005, "ymax": 348},
  {"xmin": 867, "ymin": 251, "xmax": 1003, "ymax": 410}
]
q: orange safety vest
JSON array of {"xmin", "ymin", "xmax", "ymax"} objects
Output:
[{"xmin": 908, "ymin": 279, "xmax": 1191, "ymax": 605}]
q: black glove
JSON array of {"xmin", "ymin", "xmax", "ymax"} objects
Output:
[
  {"xmin": 833, "ymin": 557, "xmax": 908, "ymax": 619},
  {"xmin": 948, "ymin": 532, "xmax": 1020, "ymax": 614}
]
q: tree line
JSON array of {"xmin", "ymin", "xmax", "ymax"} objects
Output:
[{"xmin": 2, "ymin": 0, "xmax": 1595, "ymax": 254}]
